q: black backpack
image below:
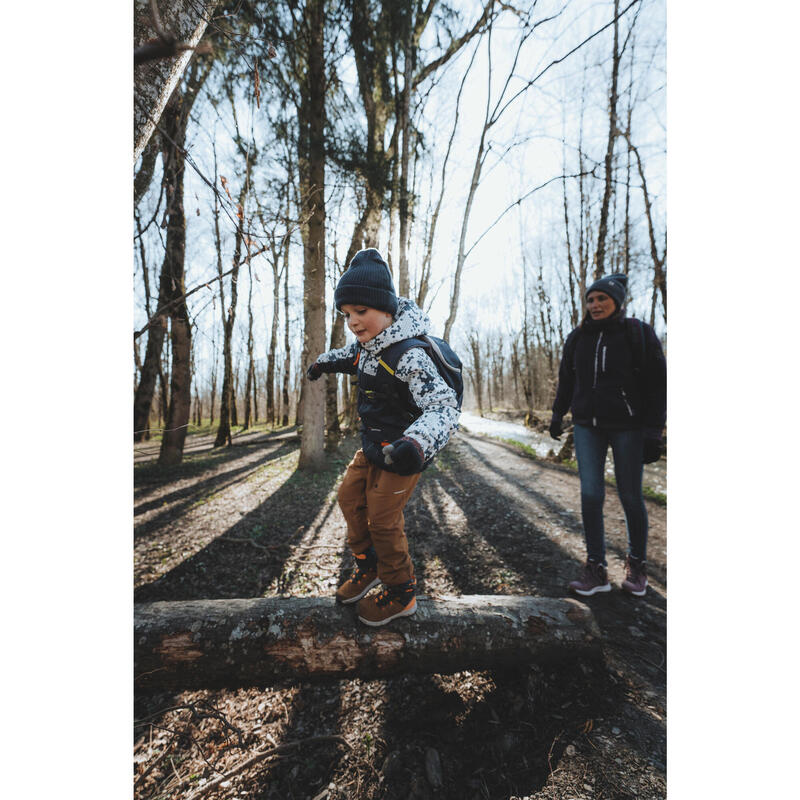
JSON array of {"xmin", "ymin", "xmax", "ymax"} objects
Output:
[{"xmin": 377, "ymin": 334, "xmax": 464, "ymax": 410}]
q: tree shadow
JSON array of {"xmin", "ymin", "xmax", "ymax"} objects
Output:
[
  {"xmin": 453, "ymin": 435, "xmax": 667, "ymax": 589},
  {"xmin": 134, "ymin": 429, "xmax": 300, "ymax": 494},
  {"xmin": 134, "ymin": 442, "xmax": 358, "ymax": 602},
  {"xmin": 134, "ymin": 440, "xmax": 301, "ymax": 541},
  {"xmin": 365, "ymin": 433, "xmax": 665, "ymax": 798}
]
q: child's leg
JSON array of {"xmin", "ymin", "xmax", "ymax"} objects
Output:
[
  {"xmin": 337, "ymin": 450, "xmax": 373, "ymax": 554},
  {"xmin": 336, "ymin": 450, "xmax": 381, "ymax": 605},
  {"xmin": 364, "ymin": 466, "xmax": 421, "ymax": 586}
]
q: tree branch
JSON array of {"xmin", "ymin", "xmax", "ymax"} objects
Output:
[
  {"xmin": 465, "ymin": 170, "xmax": 595, "ymax": 260},
  {"xmin": 413, "ymin": 0, "xmax": 495, "ymax": 89},
  {"xmin": 493, "ymin": 0, "xmax": 642, "ymax": 123}
]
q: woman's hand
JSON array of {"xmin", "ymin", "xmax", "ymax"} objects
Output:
[{"xmin": 642, "ymin": 438, "xmax": 663, "ymax": 463}]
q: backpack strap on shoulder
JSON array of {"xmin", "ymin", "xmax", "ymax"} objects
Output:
[
  {"xmin": 563, "ymin": 329, "xmax": 579, "ymax": 372},
  {"xmin": 378, "ymin": 337, "xmax": 428, "ymax": 373},
  {"xmin": 624, "ymin": 317, "xmax": 647, "ymax": 373}
]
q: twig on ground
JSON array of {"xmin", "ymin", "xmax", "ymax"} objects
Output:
[
  {"xmin": 547, "ymin": 730, "xmax": 564, "ymax": 778},
  {"xmin": 223, "ymin": 536, "xmax": 284, "ymax": 550},
  {"xmin": 134, "ymin": 736, "xmax": 175, "ymax": 787},
  {"xmin": 184, "ymin": 735, "xmax": 350, "ymax": 800}
]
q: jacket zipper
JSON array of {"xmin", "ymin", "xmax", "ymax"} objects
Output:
[
  {"xmin": 592, "ymin": 332, "xmax": 604, "ymax": 426},
  {"xmin": 593, "ymin": 332, "xmax": 603, "ymax": 387},
  {"xmin": 621, "ymin": 388, "xmax": 634, "ymax": 416},
  {"xmin": 602, "ymin": 346, "xmax": 607, "ymax": 372}
]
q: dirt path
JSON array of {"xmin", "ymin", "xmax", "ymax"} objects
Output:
[{"xmin": 134, "ymin": 428, "xmax": 666, "ymax": 800}]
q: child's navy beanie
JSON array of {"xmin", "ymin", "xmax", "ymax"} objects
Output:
[
  {"xmin": 585, "ymin": 273, "xmax": 627, "ymax": 309},
  {"xmin": 334, "ymin": 248, "xmax": 398, "ymax": 315}
]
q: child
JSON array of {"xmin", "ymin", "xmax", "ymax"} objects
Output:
[{"xmin": 306, "ymin": 248, "xmax": 460, "ymax": 626}]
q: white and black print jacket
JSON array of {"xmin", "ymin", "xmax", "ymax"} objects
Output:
[{"xmin": 315, "ymin": 297, "xmax": 460, "ymax": 463}]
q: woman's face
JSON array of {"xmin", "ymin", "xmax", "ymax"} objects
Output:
[
  {"xmin": 340, "ymin": 304, "xmax": 393, "ymax": 343},
  {"xmin": 586, "ymin": 291, "xmax": 617, "ymax": 320}
]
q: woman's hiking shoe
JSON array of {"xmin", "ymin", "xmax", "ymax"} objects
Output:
[
  {"xmin": 569, "ymin": 561, "xmax": 611, "ymax": 596},
  {"xmin": 336, "ymin": 548, "xmax": 379, "ymax": 605},
  {"xmin": 621, "ymin": 556, "xmax": 648, "ymax": 596},
  {"xmin": 357, "ymin": 580, "xmax": 416, "ymax": 626}
]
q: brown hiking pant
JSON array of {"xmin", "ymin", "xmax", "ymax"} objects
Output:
[{"xmin": 337, "ymin": 449, "xmax": 421, "ymax": 586}]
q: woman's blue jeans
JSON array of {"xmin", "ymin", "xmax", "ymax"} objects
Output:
[{"xmin": 572, "ymin": 424, "xmax": 648, "ymax": 564}]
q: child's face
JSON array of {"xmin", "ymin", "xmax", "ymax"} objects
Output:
[{"xmin": 340, "ymin": 304, "xmax": 394, "ymax": 343}]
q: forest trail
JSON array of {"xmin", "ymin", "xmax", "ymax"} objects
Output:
[{"xmin": 134, "ymin": 427, "xmax": 666, "ymax": 800}]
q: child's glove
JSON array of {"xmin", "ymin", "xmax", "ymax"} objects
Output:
[
  {"xmin": 306, "ymin": 362, "xmax": 323, "ymax": 381},
  {"xmin": 382, "ymin": 436, "xmax": 425, "ymax": 475},
  {"xmin": 642, "ymin": 437, "xmax": 663, "ymax": 464},
  {"xmin": 548, "ymin": 415, "xmax": 562, "ymax": 440}
]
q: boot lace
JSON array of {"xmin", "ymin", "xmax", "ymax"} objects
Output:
[
  {"xmin": 374, "ymin": 588, "xmax": 393, "ymax": 607},
  {"xmin": 374, "ymin": 580, "xmax": 416, "ymax": 607}
]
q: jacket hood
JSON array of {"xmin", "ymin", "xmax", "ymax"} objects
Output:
[{"xmin": 361, "ymin": 296, "xmax": 430, "ymax": 353}]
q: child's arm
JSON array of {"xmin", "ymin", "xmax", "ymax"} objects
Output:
[
  {"xmin": 393, "ymin": 348, "xmax": 460, "ymax": 463},
  {"xmin": 306, "ymin": 341, "xmax": 360, "ymax": 380}
]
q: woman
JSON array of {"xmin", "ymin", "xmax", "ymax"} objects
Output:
[{"xmin": 549, "ymin": 274, "xmax": 666, "ymax": 597}]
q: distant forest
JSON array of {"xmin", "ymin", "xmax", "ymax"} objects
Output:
[{"xmin": 133, "ymin": 0, "xmax": 665, "ymax": 467}]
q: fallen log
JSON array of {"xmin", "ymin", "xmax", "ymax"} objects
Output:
[{"xmin": 134, "ymin": 595, "xmax": 601, "ymax": 690}]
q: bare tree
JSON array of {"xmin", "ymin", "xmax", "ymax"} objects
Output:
[
  {"xmin": 214, "ymin": 166, "xmax": 253, "ymax": 447},
  {"xmin": 594, "ymin": 0, "xmax": 621, "ymax": 279},
  {"xmin": 243, "ymin": 259, "xmax": 256, "ymax": 430}
]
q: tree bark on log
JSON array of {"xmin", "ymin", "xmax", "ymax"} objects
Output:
[{"xmin": 134, "ymin": 595, "xmax": 601, "ymax": 690}]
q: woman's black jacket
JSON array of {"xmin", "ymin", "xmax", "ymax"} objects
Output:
[{"xmin": 552, "ymin": 314, "xmax": 666, "ymax": 437}]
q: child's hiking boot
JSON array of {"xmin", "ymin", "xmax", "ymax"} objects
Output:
[
  {"xmin": 336, "ymin": 547, "xmax": 379, "ymax": 605},
  {"xmin": 621, "ymin": 555, "xmax": 648, "ymax": 596},
  {"xmin": 357, "ymin": 579, "xmax": 416, "ymax": 626},
  {"xmin": 568, "ymin": 561, "xmax": 611, "ymax": 596}
]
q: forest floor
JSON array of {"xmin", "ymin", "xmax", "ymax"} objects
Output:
[{"xmin": 134, "ymin": 422, "xmax": 666, "ymax": 800}]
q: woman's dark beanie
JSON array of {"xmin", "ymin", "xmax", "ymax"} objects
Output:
[
  {"xmin": 586, "ymin": 273, "xmax": 627, "ymax": 310},
  {"xmin": 334, "ymin": 248, "xmax": 398, "ymax": 315}
]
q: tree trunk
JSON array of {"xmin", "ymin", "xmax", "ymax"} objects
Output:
[
  {"xmin": 133, "ymin": 58, "xmax": 209, "ymax": 444},
  {"xmin": 157, "ymin": 92, "xmax": 191, "ymax": 465},
  {"xmin": 625, "ymin": 133, "xmax": 666, "ymax": 319},
  {"xmin": 468, "ymin": 333, "xmax": 483, "ymax": 416},
  {"xmin": 133, "ymin": 157, "xmax": 172, "ymax": 442},
  {"xmin": 282, "ymin": 241, "xmax": 291, "ymax": 427},
  {"xmin": 266, "ymin": 253, "xmax": 281, "ymax": 425},
  {"xmin": 133, "ymin": 0, "xmax": 220, "ymax": 162},
  {"xmin": 325, "ymin": 311, "xmax": 345, "ymax": 445},
  {"xmin": 298, "ymin": 0, "xmax": 327, "ymax": 470},
  {"xmin": 593, "ymin": 0, "xmax": 620, "ymax": 280},
  {"xmin": 134, "ymin": 595, "xmax": 600, "ymax": 690},
  {"xmin": 396, "ymin": 21, "xmax": 415, "ymax": 298},
  {"xmin": 214, "ymin": 179, "xmax": 249, "ymax": 447},
  {"xmin": 243, "ymin": 263, "xmax": 255, "ymax": 430},
  {"xmin": 134, "ymin": 134, "xmax": 161, "ymax": 207}
]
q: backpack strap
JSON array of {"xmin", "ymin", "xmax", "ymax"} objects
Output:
[
  {"xmin": 624, "ymin": 317, "xmax": 647, "ymax": 374},
  {"xmin": 377, "ymin": 337, "xmax": 428, "ymax": 374},
  {"xmin": 564, "ymin": 329, "xmax": 579, "ymax": 372}
]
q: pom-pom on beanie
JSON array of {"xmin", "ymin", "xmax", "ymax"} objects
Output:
[
  {"xmin": 334, "ymin": 248, "xmax": 398, "ymax": 315},
  {"xmin": 585, "ymin": 273, "xmax": 628, "ymax": 310}
]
